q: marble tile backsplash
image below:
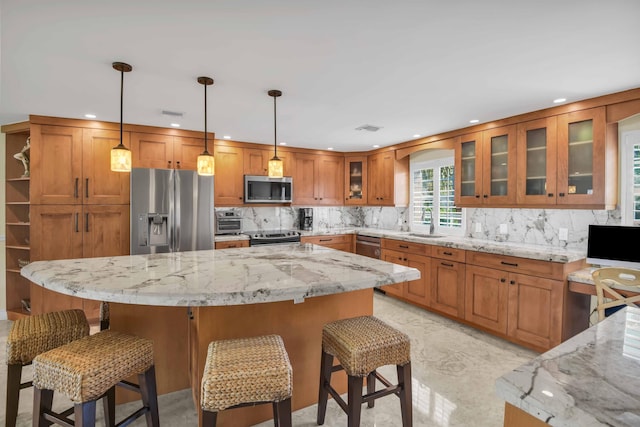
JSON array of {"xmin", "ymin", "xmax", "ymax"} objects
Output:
[{"xmin": 215, "ymin": 206, "xmax": 620, "ymax": 252}]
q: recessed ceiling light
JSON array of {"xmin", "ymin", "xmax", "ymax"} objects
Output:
[
  {"xmin": 170, "ymin": 123, "xmax": 180, "ymax": 128},
  {"xmin": 469, "ymin": 119, "xmax": 479, "ymax": 124},
  {"xmin": 223, "ymin": 135, "xmax": 231, "ymax": 139},
  {"xmin": 413, "ymin": 134, "xmax": 421, "ymax": 138},
  {"xmin": 84, "ymin": 113, "xmax": 96, "ymax": 119},
  {"xmin": 279, "ymin": 142, "xmax": 287, "ymax": 146},
  {"xmin": 553, "ymin": 98, "xmax": 567, "ymax": 104},
  {"xmin": 327, "ymin": 147, "xmax": 334, "ymax": 150},
  {"xmin": 373, "ymin": 145, "xmax": 380, "ymax": 148}
]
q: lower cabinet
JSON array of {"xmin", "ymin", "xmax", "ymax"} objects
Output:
[
  {"xmin": 301, "ymin": 234, "xmax": 354, "ymax": 252},
  {"xmin": 430, "ymin": 257, "xmax": 466, "ymax": 318},
  {"xmin": 214, "ymin": 240, "xmax": 249, "ymax": 249},
  {"xmin": 381, "ymin": 244, "xmax": 431, "ymax": 307}
]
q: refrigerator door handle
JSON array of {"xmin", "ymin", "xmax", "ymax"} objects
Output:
[{"xmin": 174, "ymin": 170, "xmax": 181, "ymax": 252}]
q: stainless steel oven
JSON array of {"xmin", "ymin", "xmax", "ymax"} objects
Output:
[{"xmin": 215, "ymin": 210, "xmax": 242, "ymax": 235}]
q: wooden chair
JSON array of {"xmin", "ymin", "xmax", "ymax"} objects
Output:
[{"xmin": 592, "ymin": 267, "xmax": 640, "ymax": 322}]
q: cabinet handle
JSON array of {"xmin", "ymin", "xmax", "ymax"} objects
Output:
[
  {"xmin": 500, "ymin": 278, "xmax": 506, "ymax": 283},
  {"xmin": 441, "ymin": 262, "xmax": 454, "ymax": 267},
  {"xmin": 443, "ymin": 251, "xmax": 453, "ymax": 256},
  {"xmin": 168, "ymin": 160, "xmax": 172, "ymax": 168},
  {"xmin": 176, "ymin": 161, "xmax": 180, "ymax": 168},
  {"xmin": 75, "ymin": 213, "xmax": 79, "ymax": 232},
  {"xmin": 85, "ymin": 213, "xmax": 89, "ymax": 232},
  {"xmin": 74, "ymin": 178, "xmax": 79, "ymax": 198},
  {"xmin": 548, "ymin": 193, "xmax": 554, "ymax": 197},
  {"xmin": 483, "ymin": 194, "xmax": 488, "ymax": 198},
  {"xmin": 319, "ymin": 238, "xmax": 332, "ymax": 242},
  {"xmin": 500, "ymin": 261, "xmax": 519, "ymax": 267},
  {"xmin": 510, "ymin": 280, "xmax": 516, "ymax": 285},
  {"xmin": 403, "ymin": 257, "xmax": 408, "ymax": 261},
  {"xmin": 85, "ymin": 178, "xmax": 89, "ymax": 198},
  {"xmin": 228, "ymin": 244, "xmax": 237, "ymax": 248},
  {"xmin": 559, "ymin": 192, "xmax": 565, "ymax": 197},
  {"xmin": 239, "ymin": 197, "xmax": 242, "ymax": 200},
  {"xmin": 475, "ymin": 194, "xmax": 480, "ymax": 198},
  {"xmin": 399, "ymin": 245, "xmax": 409, "ymax": 249}
]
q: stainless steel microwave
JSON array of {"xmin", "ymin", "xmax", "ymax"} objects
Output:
[{"xmin": 244, "ymin": 175, "xmax": 293, "ymax": 203}]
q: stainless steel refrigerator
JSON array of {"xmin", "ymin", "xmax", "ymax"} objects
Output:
[{"xmin": 131, "ymin": 168, "xmax": 214, "ymax": 254}]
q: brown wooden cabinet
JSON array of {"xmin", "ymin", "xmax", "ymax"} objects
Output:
[
  {"xmin": 301, "ymin": 234, "xmax": 353, "ymax": 252},
  {"xmin": 213, "ymin": 144, "xmax": 245, "ymax": 206},
  {"xmin": 516, "ymin": 117, "xmax": 558, "ymax": 205},
  {"xmin": 344, "ymin": 156, "xmax": 367, "ymax": 205},
  {"xmin": 214, "ymin": 240, "xmax": 249, "ymax": 249},
  {"xmin": 367, "ymin": 151, "xmax": 409, "ymax": 206},
  {"xmin": 131, "ymin": 132, "xmax": 206, "ymax": 171},
  {"xmin": 380, "ymin": 239, "xmax": 431, "ymax": 307},
  {"xmin": 243, "ymin": 147, "xmax": 292, "ymax": 177},
  {"xmin": 430, "ymin": 247, "xmax": 466, "ymax": 318},
  {"xmin": 293, "ymin": 153, "xmax": 344, "ymax": 205}
]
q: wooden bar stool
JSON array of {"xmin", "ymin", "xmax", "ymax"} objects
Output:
[
  {"xmin": 200, "ymin": 334, "xmax": 293, "ymax": 426},
  {"xmin": 317, "ymin": 315, "xmax": 413, "ymax": 427},
  {"xmin": 32, "ymin": 330, "xmax": 159, "ymax": 427},
  {"xmin": 5, "ymin": 309, "xmax": 90, "ymax": 427}
]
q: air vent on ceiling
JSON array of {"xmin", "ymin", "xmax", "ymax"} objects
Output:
[
  {"xmin": 161, "ymin": 110, "xmax": 184, "ymax": 117},
  {"xmin": 355, "ymin": 124, "xmax": 382, "ymax": 132}
]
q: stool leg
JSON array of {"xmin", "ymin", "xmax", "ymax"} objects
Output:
[
  {"xmin": 74, "ymin": 401, "xmax": 97, "ymax": 427},
  {"xmin": 397, "ymin": 362, "xmax": 413, "ymax": 427},
  {"xmin": 102, "ymin": 387, "xmax": 116, "ymax": 427},
  {"xmin": 366, "ymin": 370, "xmax": 376, "ymax": 409},
  {"xmin": 202, "ymin": 410, "xmax": 217, "ymax": 426},
  {"xmin": 316, "ymin": 349, "xmax": 333, "ymax": 425},
  {"xmin": 138, "ymin": 365, "xmax": 160, "ymax": 427},
  {"xmin": 273, "ymin": 397, "xmax": 292, "ymax": 427},
  {"xmin": 6, "ymin": 363, "xmax": 23, "ymax": 427},
  {"xmin": 347, "ymin": 375, "xmax": 363, "ymax": 427},
  {"xmin": 33, "ymin": 387, "xmax": 54, "ymax": 427}
]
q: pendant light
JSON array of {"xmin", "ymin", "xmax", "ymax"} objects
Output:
[
  {"xmin": 197, "ymin": 76, "xmax": 215, "ymax": 176},
  {"xmin": 268, "ymin": 89, "xmax": 284, "ymax": 178},
  {"xmin": 110, "ymin": 62, "xmax": 133, "ymax": 172}
]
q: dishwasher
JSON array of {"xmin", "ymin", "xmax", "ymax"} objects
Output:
[{"xmin": 355, "ymin": 235, "xmax": 381, "ymax": 259}]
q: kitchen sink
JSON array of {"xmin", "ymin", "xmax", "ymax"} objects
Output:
[{"xmin": 408, "ymin": 233, "xmax": 444, "ymax": 238}]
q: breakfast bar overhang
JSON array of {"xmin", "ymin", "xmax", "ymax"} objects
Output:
[{"xmin": 20, "ymin": 243, "xmax": 420, "ymax": 426}]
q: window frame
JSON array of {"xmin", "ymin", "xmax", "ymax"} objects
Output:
[{"xmin": 621, "ymin": 129, "xmax": 640, "ymax": 226}]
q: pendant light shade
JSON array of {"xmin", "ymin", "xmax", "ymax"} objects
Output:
[
  {"xmin": 110, "ymin": 62, "xmax": 132, "ymax": 172},
  {"xmin": 268, "ymin": 89, "xmax": 283, "ymax": 178},
  {"xmin": 197, "ymin": 76, "xmax": 215, "ymax": 176}
]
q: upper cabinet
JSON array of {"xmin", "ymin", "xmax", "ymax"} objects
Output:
[
  {"xmin": 243, "ymin": 147, "xmax": 292, "ymax": 177},
  {"xmin": 213, "ymin": 144, "xmax": 244, "ymax": 206},
  {"xmin": 344, "ymin": 156, "xmax": 367, "ymax": 205},
  {"xmin": 293, "ymin": 153, "xmax": 344, "ymax": 205},
  {"xmin": 516, "ymin": 117, "xmax": 558, "ymax": 205},
  {"xmin": 367, "ymin": 151, "xmax": 409, "ymax": 206},
  {"xmin": 131, "ymin": 132, "xmax": 207, "ymax": 170}
]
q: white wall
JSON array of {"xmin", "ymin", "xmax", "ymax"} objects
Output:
[{"xmin": 1, "ymin": 132, "xmax": 7, "ymax": 318}]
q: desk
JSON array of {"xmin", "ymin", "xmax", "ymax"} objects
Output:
[{"xmin": 22, "ymin": 243, "xmax": 420, "ymax": 426}]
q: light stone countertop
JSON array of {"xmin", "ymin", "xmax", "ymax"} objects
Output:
[
  {"xmin": 496, "ymin": 306, "xmax": 640, "ymax": 426},
  {"xmin": 215, "ymin": 227, "xmax": 586, "ymax": 263},
  {"xmin": 20, "ymin": 243, "xmax": 420, "ymax": 307}
]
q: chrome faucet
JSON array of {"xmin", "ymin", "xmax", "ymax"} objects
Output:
[{"xmin": 429, "ymin": 209, "xmax": 435, "ymax": 235}]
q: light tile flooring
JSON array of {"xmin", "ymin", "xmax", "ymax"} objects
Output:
[{"xmin": 1, "ymin": 293, "xmax": 536, "ymax": 426}]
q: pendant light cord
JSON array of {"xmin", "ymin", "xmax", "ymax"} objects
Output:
[
  {"xmin": 273, "ymin": 94, "xmax": 278, "ymax": 158},
  {"xmin": 204, "ymin": 83, "xmax": 208, "ymax": 154},
  {"xmin": 119, "ymin": 68, "xmax": 124, "ymax": 147}
]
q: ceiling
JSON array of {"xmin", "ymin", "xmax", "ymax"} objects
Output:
[{"xmin": 2, "ymin": 0, "xmax": 640, "ymax": 152}]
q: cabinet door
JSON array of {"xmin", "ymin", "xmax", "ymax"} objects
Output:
[
  {"xmin": 516, "ymin": 117, "xmax": 557, "ymax": 205},
  {"xmin": 293, "ymin": 153, "xmax": 318, "ymax": 205},
  {"xmin": 431, "ymin": 258, "xmax": 465, "ymax": 318},
  {"xmin": 556, "ymin": 107, "xmax": 606, "ymax": 206},
  {"xmin": 367, "ymin": 153, "xmax": 381, "ymax": 204},
  {"xmin": 82, "ymin": 129, "xmax": 131, "ymax": 204},
  {"xmin": 131, "ymin": 132, "xmax": 175, "ymax": 169},
  {"xmin": 465, "ymin": 265, "xmax": 508, "ymax": 334},
  {"xmin": 368, "ymin": 152, "xmax": 396, "ymax": 205},
  {"xmin": 30, "ymin": 205, "xmax": 83, "ymax": 261},
  {"xmin": 173, "ymin": 136, "xmax": 205, "ymax": 171},
  {"xmin": 344, "ymin": 156, "xmax": 367, "ymax": 205},
  {"xmin": 404, "ymin": 253, "xmax": 431, "ymax": 307},
  {"xmin": 243, "ymin": 148, "xmax": 269, "ymax": 176},
  {"xmin": 30, "ymin": 125, "xmax": 83, "ymax": 204},
  {"xmin": 482, "ymin": 125, "xmax": 516, "ymax": 205},
  {"xmin": 381, "ymin": 250, "xmax": 406, "ymax": 297},
  {"xmin": 455, "ymin": 132, "xmax": 483, "ymax": 206},
  {"xmin": 317, "ymin": 155, "xmax": 344, "ymax": 205},
  {"xmin": 82, "ymin": 205, "xmax": 130, "ymax": 258},
  {"xmin": 507, "ymin": 273, "xmax": 563, "ymax": 350},
  {"xmin": 213, "ymin": 145, "xmax": 244, "ymax": 206}
]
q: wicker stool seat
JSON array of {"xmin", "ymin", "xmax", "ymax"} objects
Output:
[
  {"xmin": 201, "ymin": 334, "xmax": 292, "ymax": 426},
  {"xmin": 5, "ymin": 309, "xmax": 89, "ymax": 427},
  {"xmin": 32, "ymin": 330, "xmax": 159, "ymax": 427},
  {"xmin": 317, "ymin": 315, "xmax": 413, "ymax": 427}
]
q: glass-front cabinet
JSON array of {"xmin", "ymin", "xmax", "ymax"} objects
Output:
[
  {"xmin": 344, "ymin": 156, "xmax": 367, "ymax": 205},
  {"xmin": 516, "ymin": 117, "xmax": 557, "ymax": 205},
  {"xmin": 455, "ymin": 132, "xmax": 483, "ymax": 206},
  {"xmin": 556, "ymin": 107, "xmax": 605, "ymax": 206},
  {"xmin": 482, "ymin": 125, "xmax": 516, "ymax": 205}
]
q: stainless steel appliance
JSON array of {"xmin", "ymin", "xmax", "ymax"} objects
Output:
[
  {"xmin": 355, "ymin": 235, "xmax": 381, "ymax": 259},
  {"xmin": 245, "ymin": 230, "xmax": 301, "ymax": 246},
  {"xmin": 215, "ymin": 209, "xmax": 242, "ymax": 235},
  {"xmin": 299, "ymin": 208, "xmax": 313, "ymax": 231},
  {"xmin": 131, "ymin": 168, "xmax": 214, "ymax": 254},
  {"xmin": 244, "ymin": 175, "xmax": 293, "ymax": 204}
]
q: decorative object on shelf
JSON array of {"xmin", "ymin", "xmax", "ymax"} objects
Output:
[
  {"xmin": 20, "ymin": 299, "xmax": 31, "ymax": 313},
  {"xmin": 196, "ymin": 76, "xmax": 215, "ymax": 176},
  {"xmin": 110, "ymin": 61, "xmax": 133, "ymax": 172},
  {"xmin": 18, "ymin": 259, "xmax": 31, "ymax": 268},
  {"xmin": 267, "ymin": 89, "xmax": 284, "ymax": 178},
  {"xmin": 13, "ymin": 137, "xmax": 30, "ymax": 177}
]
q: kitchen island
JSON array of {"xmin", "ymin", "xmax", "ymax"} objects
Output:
[
  {"xmin": 496, "ymin": 306, "xmax": 640, "ymax": 426},
  {"xmin": 21, "ymin": 243, "xmax": 420, "ymax": 426}
]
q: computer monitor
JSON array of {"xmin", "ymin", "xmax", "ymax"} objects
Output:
[{"xmin": 586, "ymin": 224, "xmax": 640, "ymax": 269}]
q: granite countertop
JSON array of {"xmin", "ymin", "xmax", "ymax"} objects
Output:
[
  {"xmin": 215, "ymin": 228, "xmax": 586, "ymax": 263},
  {"xmin": 20, "ymin": 243, "xmax": 420, "ymax": 307},
  {"xmin": 496, "ymin": 306, "xmax": 640, "ymax": 426}
]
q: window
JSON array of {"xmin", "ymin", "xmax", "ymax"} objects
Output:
[
  {"xmin": 621, "ymin": 130, "xmax": 640, "ymax": 225},
  {"xmin": 410, "ymin": 153, "xmax": 464, "ymax": 236}
]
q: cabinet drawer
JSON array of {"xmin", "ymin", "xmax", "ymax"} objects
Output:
[
  {"xmin": 467, "ymin": 251, "xmax": 564, "ymax": 280},
  {"xmin": 431, "ymin": 246, "xmax": 465, "ymax": 262},
  {"xmin": 215, "ymin": 240, "xmax": 249, "ymax": 249},
  {"xmin": 381, "ymin": 238, "xmax": 431, "ymax": 256},
  {"xmin": 302, "ymin": 234, "xmax": 352, "ymax": 245}
]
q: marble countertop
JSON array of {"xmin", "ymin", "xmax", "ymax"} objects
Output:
[
  {"xmin": 214, "ymin": 228, "xmax": 585, "ymax": 263},
  {"xmin": 496, "ymin": 306, "xmax": 640, "ymax": 426},
  {"xmin": 20, "ymin": 243, "xmax": 420, "ymax": 307}
]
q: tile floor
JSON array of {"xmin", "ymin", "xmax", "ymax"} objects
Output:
[{"xmin": 1, "ymin": 292, "xmax": 537, "ymax": 426}]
